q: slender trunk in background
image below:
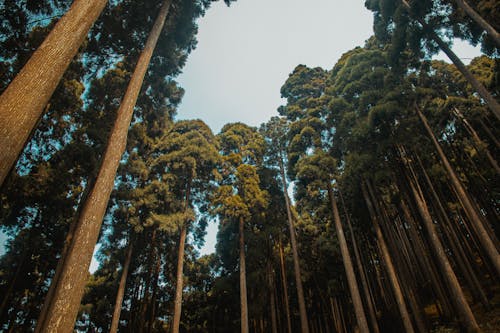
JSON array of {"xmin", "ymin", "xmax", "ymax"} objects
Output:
[
  {"xmin": 0, "ymin": 0, "xmax": 108, "ymax": 186},
  {"xmin": 172, "ymin": 182, "xmax": 192, "ymax": 333},
  {"xmin": 416, "ymin": 106, "xmax": 500, "ymax": 277},
  {"xmin": 400, "ymin": 0, "xmax": 500, "ymax": 121},
  {"xmin": 35, "ymin": 1, "xmax": 173, "ymax": 331},
  {"xmin": 110, "ymin": 241, "xmax": 134, "ymax": 333},
  {"xmin": 340, "ymin": 192, "xmax": 380, "ymax": 333},
  {"xmin": 279, "ymin": 156, "xmax": 309, "ymax": 333},
  {"xmin": 268, "ymin": 260, "xmax": 278, "ymax": 333},
  {"xmin": 327, "ymin": 183, "xmax": 369, "ymax": 333},
  {"xmin": 399, "ymin": 150, "xmax": 480, "ymax": 333},
  {"xmin": 278, "ymin": 236, "xmax": 293, "ymax": 333},
  {"xmin": 239, "ymin": 217, "xmax": 249, "ymax": 333},
  {"xmin": 362, "ymin": 182, "xmax": 415, "ymax": 333},
  {"xmin": 453, "ymin": 108, "xmax": 500, "ymax": 174},
  {"xmin": 454, "ymin": 0, "xmax": 500, "ymax": 47},
  {"xmin": 478, "ymin": 118, "xmax": 500, "ymax": 149}
]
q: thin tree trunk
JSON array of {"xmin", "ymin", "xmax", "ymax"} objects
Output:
[
  {"xmin": 35, "ymin": 1, "xmax": 172, "ymax": 331},
  {"xmin": 268, "ymin": 261, "xmax": 278, "ymax": 333},
  {"xmin": 110, "ymin": 240, "xmax": 134, "ymax": 333},
  {"xmin": 399, "ymin": 148, "xmax": 480, "ymax": 333},
  {"xmin": 326, "ymin": 183, "xmax": 369, "ymax": 333},
  {"xmin": 278, "ymin": 236, "xmax": 292, "ymax": 333},
  {"xmin": 279, "ymin": 157, "xmax": 309, "ymax": 333},
  {"xmin": 172, "ymin": 182, "xmax": 192, "ymax": 333},
  {"xmin": 0, "ymin": 0, "xmax": 108, "ymax": 186},
  {"xmin": 340, "ymin": 192, "xmax": 380, "ymax": 333},
  {"xmin": 239, "ymin": 217, "xmax": 249, "ymax": 333},
  {"xmin": 400, "ymin": 0, "xmax": 500, "ymax": 120},
  {"xmin": 454, "ymin": 0, "xmax": 500, "ymax": 47},
  {"xmin": 363, "ymin": 182, "xmax": 415, "ymax": 333},
  {"xmin": 478, "ymin": 118, "xmax": 500, "ymax": 149},
  {"xmin": 453, "ymin": 107, "xmax": 500, "ymax": 174},
  {"xmin": 416, "ymin": 106, "xmax": 500, "ymax": 277}
]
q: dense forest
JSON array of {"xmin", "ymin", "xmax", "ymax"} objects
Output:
[{"xmin": 0, "ymin": 0, "xmax": 499, "ymax": 332}]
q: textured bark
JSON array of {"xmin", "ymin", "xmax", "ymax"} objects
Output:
[
  {"xmin": 454, "ymin": 0, "xmax": 500, "ymax": 47},
  {"xmin": 0, "ymin": 0, "xmax": 108, "ymax": 186},
  {"xmin": 278, "ymin": 237, "xmax": 293, "ymax": 333},
  {"xmin": 400, "ymin": 0, "xmax": 500, "ymax": 121},
  {"xmin": 172, "ymin": 183, "xmax": 192, "ymax": 333},
  {"xmin": 363, "ymin": 182, "xmax": 415, "ymax": 333},
  {"xmin": 239, "ymin": 217, "xmax": 249, "ymax": 333},
  {"xmin": 327, "ymin": 183, "xmax": 369, "ymax": 333},
  {"xmin": 416, "ymin": 106, "xmax": 500, "ymax": 277},
  {"xmin": 279, "ymin": 157, "xmax": 309, "ymax": 333},
  {"xmin": 35, "ymin": 1, "xmax": 172, "ymax": 331},
  {"xmin": 110, "ymin": 241, "xmax": 134, "ymax": 333}
]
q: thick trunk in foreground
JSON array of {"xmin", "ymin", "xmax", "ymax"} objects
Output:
[
  {"xmin": 400, "ymin": 0, "xmax": 500, "ymax": 121},
  {"xmin": 110, "ymin": 241, "xmax": 134, "ymax": 333},
  {"xmin": 0, "ymin": 0, "xmax": 108, "ymax": 186},
  {"xmin": 35, "ymin": 1, "xmax": 172, "ymax": 331},
  {"xmin": 327, "ymin": 183, "xmax": 369, "ymax": 333},
  {"xmin": 454, "ymin": 0, "xmax": 500, "ymax": 47},
  {"xmin": 401, "ymin": 155, "xmax": 480, "ymax": 333},
  {"xmin": 239, "ymin": 217, "xmax": 249, "ymax": 333},
  {"xmin": 363, "ymin": 182, "xmax": 415, "ymax": 333},
  {"xmin": 416, "ymin": 106, "xmax": 500, "ymax": 277},
  {"xmin": 279, "ymin": 157, "xmax": 309, "ymax": 333}
]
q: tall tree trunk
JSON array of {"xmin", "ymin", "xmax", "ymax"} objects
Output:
[
  {"xmin": 239, "ymin": 217, "xmax": 249, "ymax": 333},
  {"xmin": 362, "ymin": 182, "xmax": 415, "ymax": 333},
  {"xmin": 268, "ymin": 260, "xmax": 278, "ymax": 333},
  {"xmin": 416, "ymin": 106, "xmax": 500, "ymax": 277},
  {"xmin": 454, "ymin": 0, "xmax": 500, "ymax": 47},
  {"xmin": 110, "ymin": 240, "xmax": 134, "ymax": 333},
  {"xmin": 34, "ymin": 1, "xmax": 172, "ymax": 331},
  {"xmin": 340, "ymin": 192, "xmax": 381, "ymax": 333},
  {"xmin": 400, "ymin": 0, "xmax": 500, "ymax": 121},
  {"xmin": 326, "ymin": 183, "xmax": 369, "ymax": 333},
  {"xmin": 399, "ymin": 147, "xmax": 480, "ymax": 333},
  {"xmin": 0, "ymin": 0, "xmax": 108, "ymax": 186},
  {"xmin": 172, "ymin": 182, "xmax": 192, "ymax": 333},
  {"xmin": 279, "ymin": 157, "xmax": 309, "ymax": 333},
  {"xmin": 278, "ymin": 236, "xmax": 293, "ymax": 333}
]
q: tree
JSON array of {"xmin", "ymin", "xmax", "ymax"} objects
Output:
[{"xmin": 0, "ymin": 0, "xmax": 108, "ymax": 186}]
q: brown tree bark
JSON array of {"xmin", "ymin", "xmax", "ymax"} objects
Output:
[
  {"xmin": 239, "ymin": 217, "xmax": 249, "ymax": 333},
  {"xmin": 416, "ymin": 106, "xmax": 500, "ymax": 277},
  {"xmin": 110, "ymin": 240, "xmax": 134, "ymax": 333},
  {"xmin": 454, "ymin": 0, "xmax": 500, "ymax": 47},
  {"xmin": 172, "ymin": 182, "xmax": 192, "ymax": 333},
  {"xmin": 363, "ymin": 182, "xmax": 415, "ymax": 333},
  {"xmin": 0, "ymin": 0, "xmax": 108, "ymax": 186},
  {"xmin": 34, "ymin": 1, "xmax": 172, "ymax": 331},
  {"xmin": 327, "ymin": 183, "xmax": 369, "ymax": 333},
  {"xmin": 400, "ymin": 0, "xmax": 500, "ymax": 121},
  {"xmin": 278, "ymin": 236, "xmax": 293, "ymax": 333},
  {"xmin": 399, "ymin": 148, "xmax": 480, "ymax": 333},
  {"xmin": 279, "ymin": 156, "xmax": 309, "ymax": 333},
  {"xmin": 341, "ymin": 194, "xmax": 380, "ymax": 333}
]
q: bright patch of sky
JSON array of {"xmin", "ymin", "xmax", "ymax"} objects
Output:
[{"xmin": 174, "ymin": 0, "xmax": 481, "ymax": 256}]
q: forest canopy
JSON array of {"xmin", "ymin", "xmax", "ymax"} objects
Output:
[{"xmin": 0, "ymin": 0, "xmax": 498, "ymax": 332}]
